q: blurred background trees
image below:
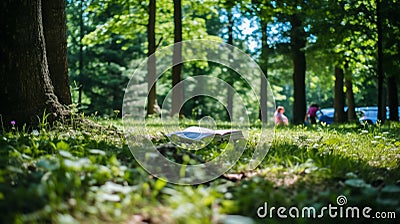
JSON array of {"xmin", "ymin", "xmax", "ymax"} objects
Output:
[{"xmin": 65, "ymin": 0, "xmax": 400, "ymax": 123}]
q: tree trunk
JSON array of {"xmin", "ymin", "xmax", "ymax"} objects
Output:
[
  {"xmin": 345, "ymin": 74, "xmax": 357, "ymax": 121},
  {"xmin": 78, "ymin": 0, "xmax": 84, "ymax": 106},
  {"xmin": 377, "ymin": 0, "xmax": 386, "ymax": 122},
  {"xmin": 227, "ymin": 87, "xmax": 233, "ymax": 121},
  {"xmin": 42, "ymin": 0, "xmax": 72, "ymax": 106},
  {"xmin": 146, "ymin": 0, "xmax": 157, "ymax": 115},
  {"xmin": 259, "ymin": 20, "xmax": 268, "ymax": 124},
  {"xmin": 334, "ymin": 66, "xmax": 346, "ymax": 123},
  {"xmin": 387, "ymin": 75, "xmax": 399, "ymax": 121},
  {"xmin": 171, "ymin": 0, "xmax": 183, "ymax": 116},
  {"xmin": 290, "ymin": 14, "xmax": 307, "ymax": 124},
  {"xmin": 226, "ymin": 10, "xmax": 234, "ymax": 121},
  {"xmin": 0, "ymin": 0, "xmax": 67, "ymax": 127}
]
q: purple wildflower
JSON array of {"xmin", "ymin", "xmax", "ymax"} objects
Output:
[{"xmin": 11, "ymin": 120, "xmax": 16, "ymax": 126}]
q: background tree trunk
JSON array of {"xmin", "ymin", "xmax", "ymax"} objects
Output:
[
  {"xmin": 78, "ymin": 0, "xmax": 84, "ymax": 106},
  {"xmin": 290, "ymin": 14, "xmax": 307, "ymax": 124},
  {"xmin": 146, "ymin": 0, "xmax": 157, "ymax": 115},
  {"xmin": 387, "ymin": 75, "xmax": 399, "ymax": 121},
  {"xmin": 334, "ymin": 66, "xmax": 346, "ymax": 123},
  {"xmin": 345, "ymin": 74, "xmax": 357, "ymax": 121},
  {"xmin": 377, "ymin": 0, "xmax": 386, "ymax": 123},
  {"xmin": 0, "ymin": 0, "xmax": 67, "ymax": 127},
  {"xmin": 171, "ymin": 0, "xmax": 183, "ymax": 116},
  {"xmin": 42, "ymin": 0, "xmax": 72, "ymax": 106},
  {"xmin": 259, "ymin": 20, "xmax": 268, "ymax": 124},
  {"xmin": 226, "ymin": 10, "xmax": 234, "ymax": 121}
]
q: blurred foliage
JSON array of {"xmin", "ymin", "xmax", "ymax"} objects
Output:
[{"xmin": 66, "ymin": 0, "xmax": 400, "ymax": 121}]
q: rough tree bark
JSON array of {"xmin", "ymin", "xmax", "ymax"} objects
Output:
[
  {"xmin": 0, "ymin": 0, "xmax": 67, "ymax": 127},
  {"xmin": 290, "ymin": 14, "xmax": 307, "ymax": 124},
  {"xmin": 171, "ymin": 0, "xmax": 183, "ymax": 116},
  {"xmin": 146, "ymin": 0, "xmax": 157, "ymax": 115},
  {"xmin": 42, "ymin": 0, "xmax": 72, "ymax": 106},
  {"xmin": 334, "ymin": 66, "xmax": 346, "ymax": 123}
]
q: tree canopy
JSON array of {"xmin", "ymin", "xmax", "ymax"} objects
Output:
[{"xmin": 63, "ymin": 0, "xmax": 400, "ymax": 123}]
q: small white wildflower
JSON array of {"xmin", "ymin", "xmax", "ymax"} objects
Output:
[
  {"xmin": 32, "ymin": 130, "xmax": 39, "ymax": 136},
  {"xmin": 361, "ymin": 130, "xmax": 368, "ymax": 134}
]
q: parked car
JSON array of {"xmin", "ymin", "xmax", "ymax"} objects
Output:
[
  {"xmin": 358, "ymin": 107, "xmax": 380, "ymax": 124},
  {"xmin": 316, "ymin": 108, "xmax": 334, "ymax": 124},
  {"xmin": 358, "ymin": 106, "xmax": 400, "ymax": 124},
  {"xmin": 317, "ymin": 106, "xmax": 399, "ymax": 125},
  {"xmin": 317, "ymin": 107, "xmax": 350, "ymax": 124}
]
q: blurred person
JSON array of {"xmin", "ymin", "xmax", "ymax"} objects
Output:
[
  {"xmin": 305, "ymin": 103, "xmax": 320, "ymax": 124},
  {"xmin": 274, "ymin": 106, "xmax": 289, "ymax": 126}
]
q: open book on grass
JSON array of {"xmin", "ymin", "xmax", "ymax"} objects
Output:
[{"xmin": 166, "ymin": 126, "xmax": 244, "ymax": 143}]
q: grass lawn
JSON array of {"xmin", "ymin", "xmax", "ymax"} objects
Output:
[{"xmin": 0, "ymin": 118, "xmax": 399, "ymax": 223}]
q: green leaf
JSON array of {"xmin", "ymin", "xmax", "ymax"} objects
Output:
[
  {"xmin": 154, "ymin": 178, "xmax": 167, "ymax": 192},
  {"xmin": 37, "ymin": 158, "xmax": 60, "ymax": 171},
  {"xmin": 344, "ymin": 179, "xmax": 369, "ymax": 188},
  {"xmin": 381, "ymin": 185, "xmax": 400, "ymax": 193},
  {"xmin": 56, "ymin": 141, "xmax": 70, "ymax": 151},
  {"xmin": 89, "ymin": 149, "xmax": 106, "ymax": 156},
  {"xmin": 59, "ymin": 150, "xmax": 73, "ymax": 158}
]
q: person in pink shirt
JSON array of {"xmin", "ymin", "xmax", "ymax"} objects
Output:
[
  {"xmin": 305, "ymin": 104, "xmax": 320, "ymax": 124},
  {"xmin": 274, "ymin": 106, "xmax": 289, "ymax": 126}
]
